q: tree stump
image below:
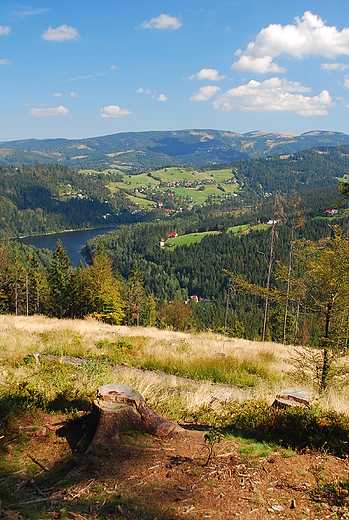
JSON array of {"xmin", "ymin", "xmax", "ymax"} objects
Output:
[
  {"xmin": 88, "ymin": 384, "xmax": 183, "ymax": 450},
  {"xmin": 272, "ymin": 389, "xmax": 311, "ymax": 410}
]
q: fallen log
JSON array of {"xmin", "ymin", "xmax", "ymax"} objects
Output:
[{"xmin": 88, "ymin": 384, "xmax": 183, "ymax": 450}]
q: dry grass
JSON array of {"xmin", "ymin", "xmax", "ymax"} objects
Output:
[{"xmin": 1, "ymin": 314, "xmax": 349, "ymax": 415}]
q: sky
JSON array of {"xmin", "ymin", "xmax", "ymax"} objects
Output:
[{"xmin": 0, "ymin": 0, "xmax": 349, "ymax": 141}]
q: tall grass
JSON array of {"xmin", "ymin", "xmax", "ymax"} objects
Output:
[{"xmin": 2, "ymin": 315, "xmax": 349, "ymax": 419}]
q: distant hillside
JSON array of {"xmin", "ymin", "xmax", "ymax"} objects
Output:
[{"xmin": 0, "ymin": 129, "xmax": 349, "ymax": 171}]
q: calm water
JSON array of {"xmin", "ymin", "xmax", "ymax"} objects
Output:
[{"xmin": 17, "ymin": 226, "xmax": 118, "ymax": 267}]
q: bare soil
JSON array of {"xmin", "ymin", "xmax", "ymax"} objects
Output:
[{"xmin": 2, "ymin": 411, "xmax": 349, "ymax": 520}]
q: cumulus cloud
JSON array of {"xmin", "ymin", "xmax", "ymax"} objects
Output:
[
  {"xmin": 110, "ymin": 64, "xmax": 116, "ymax": 70},
  {"xmin": 157, "ymin": 94, "xmax": 167, "ymax": 102},
  {"xmin": 344, "ymin": 76, "xmax": 349, "ymax": 89},
  {"xmin": 232, "ymin": 55, "xmax": 286, "ymax": 74},
  {"xmin": 145, "ymin": 88, "xmax": 152, "ymax": 95},
  {"xmin": 100, "ymin": 105, "xmax": 131, "ymax": 118},
  {"xmin": 136, "ymin": 88, "xmax": 144, "ymax": 93},
  {"xmin": 42, "ymin": 24, "xmax": 80, "ymax": 41},
  {"xmin": 320, "ymin": 62, "xmax": 349, "ymax": 71},
  {"xmin": 190, "ymin": 85, "xmax": 222, "ymax": 102},
  {"xmin": 29, "ymin": 105, "xmax": 69, "ymax": 117},
  {"xmin": 231, "ymin": 11, "xmax": 349, "ymax": 73},
  {"xmin": 52, "ymin": 92, "xmax": 62, "ymax": 97},
  {"xmin": 141, "ymin": 14, "xmax": 182, "ymax": 30},
  {"xmin": 189, "ymin": 68, "xmax": 226, "ymax": 81},
  {"xmin": 213, "ymin": 77, "xmax": 333, "ymax": 115},
  {"xmin": 0, "ymin": 59, "xmax": 11, "ymax": 65},
  {"xmin": 70, "ymin": 92, "xmax": 78, "ymax": 98},
  {"xmin": 0, "ymin": 26, "xmax": 11, "ymax": 35}
]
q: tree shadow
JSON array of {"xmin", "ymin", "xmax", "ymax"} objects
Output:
[{"xmin": 1, "ymin": 411, "xmax": 207, "ymax": 519}]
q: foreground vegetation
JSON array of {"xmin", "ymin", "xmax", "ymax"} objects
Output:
[{"xmin": 2, "ymin": 316, "xmax": 349, "ymax": 518}]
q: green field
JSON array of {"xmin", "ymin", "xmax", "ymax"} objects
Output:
[
  {"xmin": 227, "ymin": 223, "xmax": 270, "ymax": 235},
  {"xmin": 106, "ymin": 167, "xmax": 239, "ymax": 208},
  {"xmin": 166, "ymin": 231, "xmax": 220, "ymax": 249},
  {"xmin": 227, "ymin": 224, "xmax": 250, "ymax": 234},
  {"xmin": 126, "ymin": 194, "xmax": 154, "ymax": 207},
  {"xmin": 253, "ymin": 223, "xmax": 270, "ymax": 231},
  {"xmin": 204, "ymin": 168, "xmax": 235, "ymax": 182}
]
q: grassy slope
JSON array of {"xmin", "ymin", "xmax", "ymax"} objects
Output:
[
  {"xmin": 166, "ymin": 231, "xmax": 220, "ymax": 248},
  {"xmin": 2, "ymin": 315, "xmax": 349, "ymax": 518},
  {"xmin": 107, "ymin": 167, "xmax": 238, "ymax": 207},
  {"xmin": 1, "ymin": 315, "xmax": 348, "ymax": 415}
]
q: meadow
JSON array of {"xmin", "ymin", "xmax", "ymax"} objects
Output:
[
  {"xmin": 104, "ymin": 166, "xmax": 239, "ymax": 207},
  {"xmin": 2, "ymin": 315, "xmax": 349, "ymax": 518},
  {"xmin": 165, "ymin": 231, "xmax": 220, "ymax": 248}
]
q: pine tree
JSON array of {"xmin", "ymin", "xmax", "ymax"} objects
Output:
[
  {"xmin": 84, "ymin": 247, "xmax": 124, "ymax": 324},
  {"xmin": 28, "ymin": 252, "xmax": 48, "ymax": 315},
  {"xmin": 49, "ymin": 239, "xmax": 73, "ymax": 319},
  {"xmin": 292, "ymin": 225, "xmax": 349, "ymax": 390},
  {"xmin": 71, "ymin": 260, "xmax": 87, "ymax": 319},
  {"xmin": 0, "ymin": 236, "xmax": 14, "ymax": 313},
  {"xmin": 126, "ymin": 264, "xmax": 145, "ymax": 326}
]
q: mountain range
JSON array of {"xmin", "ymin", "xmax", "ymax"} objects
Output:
[{"xmin": 1, "ymin": 129, "xmax": 349, "ymax": 171}]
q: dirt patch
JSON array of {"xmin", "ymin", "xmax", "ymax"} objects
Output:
[{"xmin": 2, "ymin": 411, "xmax": 349, "ymax": 519}]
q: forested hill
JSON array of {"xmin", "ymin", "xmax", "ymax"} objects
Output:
[
  {"xmin": 233, "ymin": 145, "xmax": 349, "ymax": 194},
  {"xmin": 1, "ymin": 129, "xmax": 349, "ymax": 170},
  {"xmin": 1, "ymin": 145, "xmax": 349, "ymax": 238}
]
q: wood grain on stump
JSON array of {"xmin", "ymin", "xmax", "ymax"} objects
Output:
[
  {"xmin": 272, "ymin": 389, "xmax": 311, "ymax": 409},
  {"xmin": 89, "ymin": 384, "xmax": 183, "ymax": 450}
]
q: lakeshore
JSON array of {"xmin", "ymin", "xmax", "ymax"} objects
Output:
[{"xmin": 16, "ymin": 225, "xmax": 119, "ymax": 266}]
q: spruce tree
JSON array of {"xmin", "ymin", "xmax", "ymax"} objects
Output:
[{"xmin": 49, "ymin": 240, "xmax": 73, "ymax": 319}]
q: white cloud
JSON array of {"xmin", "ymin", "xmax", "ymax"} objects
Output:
[
  {"xmin": 100, "ymin": 105, "xmax": 131, "ymax": 118},
  {"xmin": 157, "ymin": 94, "xmax": 167, "ymax": 102},
  {"xmin": 42, "ymin": 25, "xmax": 80, "ymax": 42},
  {"xmin": 213, "ymin": 78, "xmax": 333, "ymax": 115},
  {"xmin": 52, "ymin": 92, "xmax": 62, "ymax": 97},
  {"xmin": 145, "ymin": 88, "xmax": 152, "ymax": 95},
  {"xmin": 141, "ymin": 14, "xmax": 182, "ymax": 30},
  {"xmin": 136, "ymin": 88, "xmax": 144, "ymax": 93},
  {"xmin": 0, "ymin": 59, "xmax": 11, "ymax": 65},
  {"xmin": 110, "ymin": 64, "xmax": 116, "ymax": 70},
  {"xmin": 189, "ymin": 68, "xmax": 226, "ymax": 81},
  {"xmin": 344, "ymin": 76, "xmax": 349, "ymax": 89},
  {"xmin": 29, "ymin": 105, "xmax": 69, "ymax": 117},
  {"xmin": 232, "ymin": 55, "xmax": 286, "ymax": 74},
  {"xmin": 0, "ymin": 26, "xmax": 11, "ymax": 35},
  {"xmin": 13, "ymin": 7, "xmax": 49, "ymax": 18},
  {"xmin": 320, "ymin": 62, "xmax": 349, "ymax": 71},
  {"xmin": 232, "ymin": 11, "xmax": 349, "ymax": 73},
  {"xmin": 190, "ymin": 85, "xmax": 222, "ymax": 102},
  {"xmin": 70, "ymin": 92, "xmax": 78, "ymax": 98}
]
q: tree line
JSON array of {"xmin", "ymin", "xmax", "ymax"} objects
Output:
[{"xmin": 1, "ymin": 183, "xmax": 348, "ymax": 358}]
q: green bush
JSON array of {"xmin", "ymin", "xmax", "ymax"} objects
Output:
[{"xmin": 224, "ymin": 400, "xmax": 349, "ymax": 457}]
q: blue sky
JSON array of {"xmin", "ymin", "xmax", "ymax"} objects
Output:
[{"xmin": 0, "ymin": 0, "xmax": 349, "ymax": 140}]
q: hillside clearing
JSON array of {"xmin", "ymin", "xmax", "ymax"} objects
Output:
[{"xmin": 1, "ymin": 316, "xmax": 349, "ymax": 518}]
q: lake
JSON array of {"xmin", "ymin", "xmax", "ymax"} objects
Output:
[{"xmin": 17, "ymin": 226, "xmax": 118, "ymax": 267}]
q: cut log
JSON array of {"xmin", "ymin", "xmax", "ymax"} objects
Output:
[
  {"xmin": 88, "ymin": 384, "xmax": 183, "ymax": 450},
  {"xmin": 272, "ymin": 389, "xmax": 311, "ymax": 410}
]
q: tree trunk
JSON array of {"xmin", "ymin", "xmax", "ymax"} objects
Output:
[
  {"xmin": 283, "ymin": 222, "xmax": 294, "ymax": 345},
  {"xmin": 321, "ymin": 305, "xmax": 332, "ymax": 390},
  {"xmin": 89, "ymin": 384, "xmax": 184, "ymax": 451},
  {"xmin": 263, "ymin": 193, "xmax": 277, "ymax": 342}
]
